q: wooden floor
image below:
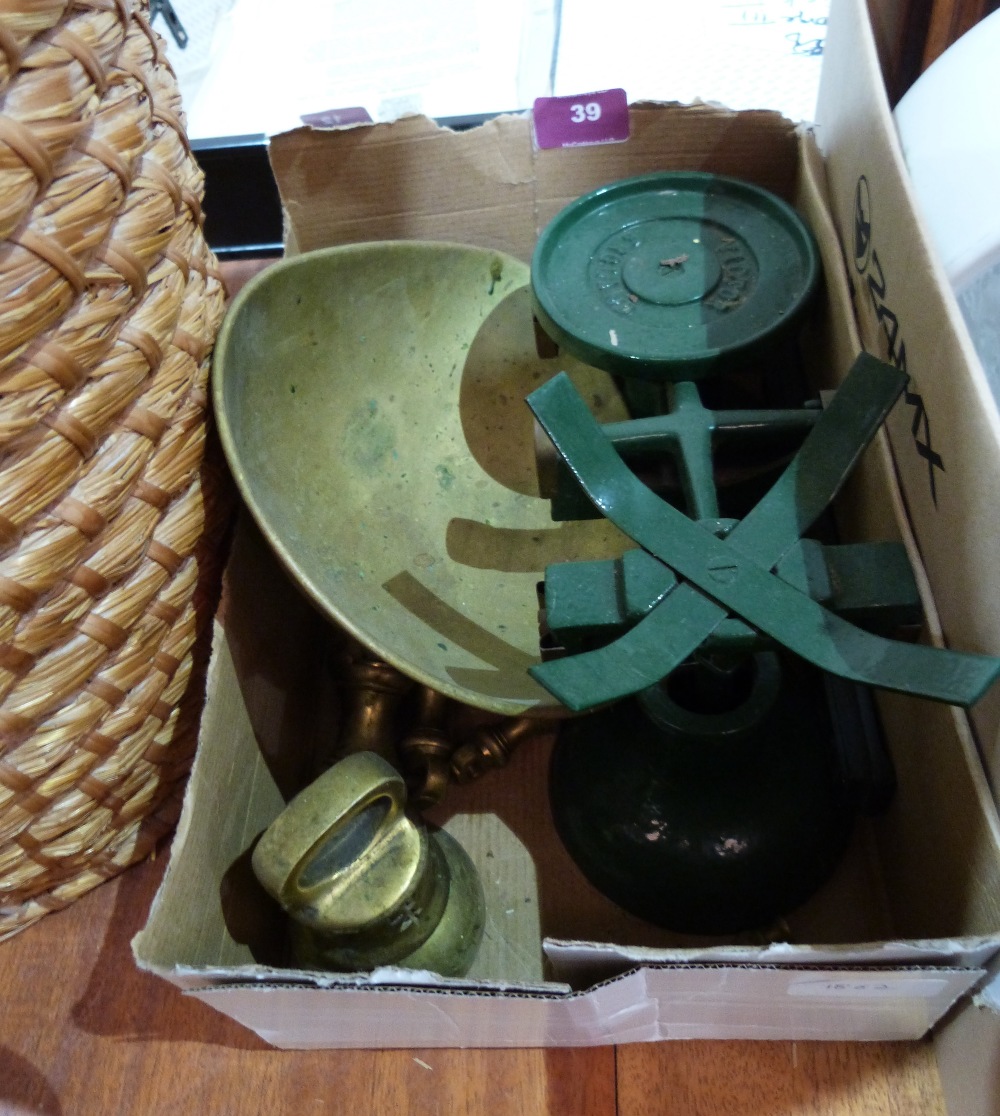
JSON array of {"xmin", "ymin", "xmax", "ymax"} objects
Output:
[{"xmin": 0, "ymin": 846, "xmax": 948, "ymax": 1115}]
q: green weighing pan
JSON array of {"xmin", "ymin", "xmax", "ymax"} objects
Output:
[{"xmin": 531, "ymin": 171, "xmax": 821, "ymax": 382}]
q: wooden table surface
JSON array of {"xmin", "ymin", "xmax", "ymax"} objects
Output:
[{"xmin": 0, "ymin": 843, "xmax": 948, "ymax": 1115}]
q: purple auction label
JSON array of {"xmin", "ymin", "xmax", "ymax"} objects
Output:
[
  {"xmin": 532, "ymin": 88, "xmax": 630, "ymax": 150},
  {"xmin": 300, "ymin": 106, "xmax": 373, "ymax": 128}
]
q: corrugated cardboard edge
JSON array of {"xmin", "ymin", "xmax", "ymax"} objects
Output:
[
  {"xmin": 817, "ymin": 0, "xmax": 1000, "ymax": 798},
  {"xmin": 267, "ymin": 102, "xmax": 804, "ymax": 265},
  {"xmin": 183, "ymin": 965, "xmax": 983, "ymax": 1048},
  {"xmin": 817, "ymin": 0, "xmax": 1000, "ymax": 1007}
]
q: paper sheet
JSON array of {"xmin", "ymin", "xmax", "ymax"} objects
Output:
[
  {"xmin": 555, "ymin": 0, "xmax": 829, "ymax": 122},
  {"xmin": 173, "ymin": 0, "xmax": 556, "ymax": 139},
  {"xmin": 154, "ymin": 0, "xmax": 828, "ymax": 141}
]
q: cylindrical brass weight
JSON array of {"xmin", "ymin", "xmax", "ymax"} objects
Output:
[{"xmin": 251, "ymin": 752, "xmax": 484, "ymax": 976}]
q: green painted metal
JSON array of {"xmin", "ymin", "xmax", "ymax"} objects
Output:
[
  {"xmin": 544, "ymin": 537, "xmax": 922, "ymax": 655},
  {"xmin": 530, "ymin": 171, "xmax": 820, "ymax": 382},
  {"xmin": 548, "ymin": 650, "xmax": 855, "ymax": 935},
  {"xmin": 821, "ymin": 542, "xmax": 924, "ymax": 631},
  {"xmin": 527, "ymin": 355, "xmax": 1000, "ymax": 710},
  {"xmin": 548, "ymin": 387, "xmax": 822, "ymax": 521}
]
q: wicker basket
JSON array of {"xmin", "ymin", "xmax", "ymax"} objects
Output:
[{"xmin": 0, "ymin": 0, "xmax": 227, "ymax": 939}]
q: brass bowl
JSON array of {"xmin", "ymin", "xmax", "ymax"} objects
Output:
[{"xmin": 213, "ymin": 241, "xmax": 629, "ymax": 714}]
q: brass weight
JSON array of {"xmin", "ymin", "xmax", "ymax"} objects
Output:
[{"xmin": 252, "ymin": 751, "xmax": 485, "ymax": 976}]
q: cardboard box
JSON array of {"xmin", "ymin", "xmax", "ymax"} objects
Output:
[
  {"xmin": 817, "ymin": 2, "xmax": 1000, "ymax": 1106},
  {"xmin": 134, "ymin": 0, "xmax": 1000, "ymax": 1056},
  {"xmin": 819, "ymin": 0, "xmax": 1000, "ymax": 803}
]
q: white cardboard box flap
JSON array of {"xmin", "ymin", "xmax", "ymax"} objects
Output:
[
  {"xmin": 187, "ymin": 965, "xmax": 983, "ymax": 1049},
  {"xmin": 817, "ymin": 0, "xmax": 1000, "ymax": 791}
]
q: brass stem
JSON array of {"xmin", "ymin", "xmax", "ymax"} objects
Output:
[
  {"xmin": 397, "ymin": 686, "xmax": 455, "ymax": 810},
  {"xmin": 451, "ymin": 715, "xmax": 550, "ymax": 784},
  {"xmin": 335, "ymin": 646, "xmax": 413, "ymax": 763}
]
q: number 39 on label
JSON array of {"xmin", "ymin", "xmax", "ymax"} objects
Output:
[
  {"xmin": 570, "ymin": 102, "xmax": 602, "ymax": 123},
  {"xmin": 533, "ymin": 88, "xmax": 630, "ymax": 150}
]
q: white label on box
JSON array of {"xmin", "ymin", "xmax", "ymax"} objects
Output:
[{"xmin": 788, "ymin": 976, "xmax": 950, "ymax": 999}]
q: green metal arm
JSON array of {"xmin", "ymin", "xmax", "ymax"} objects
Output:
[{"xmin": 526, "ymin": 356, "xmax": 1000, "ymax": 711}]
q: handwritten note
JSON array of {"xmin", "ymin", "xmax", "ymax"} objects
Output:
[
  {"xmin": 554, "ymin": 0, "xmax": 829, "ymax": 122},
  {"xmin": 726, "ymin": 1, "xmax": 828, "ymax": 58}
]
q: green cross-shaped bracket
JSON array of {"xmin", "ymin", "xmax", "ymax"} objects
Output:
[{"xmin": 526, "ymin": 354, "xmax": 1000, "ymax": 712}]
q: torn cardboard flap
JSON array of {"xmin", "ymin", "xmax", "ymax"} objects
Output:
[
  {"xmin": 270, "ymin": 114, "xmax": 538, "ymax": 259},
  {"xmin": 268, "ymin": 104, "xmax": 803, "ymax": 264}
]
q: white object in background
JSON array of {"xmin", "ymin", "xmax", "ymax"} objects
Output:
[
  {"xmin": 151, "ymin": 0, "xmax": 237, "ymax": 122},
  {"xmin": 163, "ymin": 0, "xmax": 826, "ymax": 140},
  {"xmin": 555, "ymin": 0, "xmax": 830, "ymax": 124},
  {"xmin": 180, "ymin": 0, "xmax": 557, "ymax": 139},
  {"xmin": 894, "ymin": 10, "xmax": 1000, "ymax": 400}
]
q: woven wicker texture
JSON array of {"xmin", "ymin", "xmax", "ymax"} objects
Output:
[{"xmin": 0, "ymin": 0, "xmax": 227, "ymax": 939}]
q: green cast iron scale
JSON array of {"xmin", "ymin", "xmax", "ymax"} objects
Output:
[
  {"xmin": 531, "ymin": 171, "xmax": 820, "ymax": 384},
  {"xmin": 528, "ymin": 172, "xmax": 1000, "ymax": 936}
]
